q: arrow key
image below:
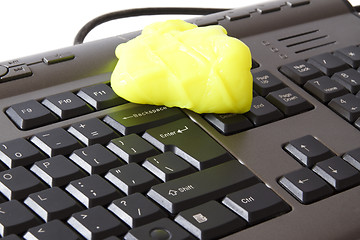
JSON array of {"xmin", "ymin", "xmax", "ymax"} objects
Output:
[
  {"xmin": 279, "ymin": 167, "xmax": 333, "ymax": 204},
  {"xmin": 24, "ymin": 219, "xmax": 80, "ymax": 240},
  {"xmin": 284, "ymin": 135, "xmax": 335, "ymax": 167},
  {"xmin": 312, "ymin": 156, "xmax": 360, "ymax": 191}
]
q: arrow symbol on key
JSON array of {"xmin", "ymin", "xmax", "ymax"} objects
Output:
[
  {"xmin": 168, "ymin": 189, "xmax": 178, "ymax": 196},
  {"xmin": 38, "ymin": 228, "xmax": 45, "ymax": 233},
  {"xmin": 177, "ymin": 126, "xmax": 188, "ymax": 133},
  {"xmin": 300, "ymin": 145, "xmax": 310, "ymax": 152},
  {"xmin": 122, "ymin": 115, "xmax": 134, "ymax": 120},
  {"xmin": 328, "ymin": 166, "xmax": 338, "ymax": 173},
  {"xmin": 298, "ymin": 178, "xmax": 309, "ymax": 184}
]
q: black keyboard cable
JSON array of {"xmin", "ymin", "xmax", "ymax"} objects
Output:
[{"xmin": 73, "ymin": 7, "xmax": 229, "ymax": 45}]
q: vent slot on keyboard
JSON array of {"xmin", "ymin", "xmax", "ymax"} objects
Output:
[{"xmin": 278, "ymin": 29, "xmax": 336, "ymax": 54}]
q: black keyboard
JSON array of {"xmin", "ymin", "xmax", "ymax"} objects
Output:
[{"xmin": 0, "ymin": 0, "xmax": 360, "ymax": 239}]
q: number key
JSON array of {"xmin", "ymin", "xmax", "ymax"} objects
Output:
[
  {"xmin": 0, "ymin": 138, "xmax": 45, "ymax": 168},
  {"xmin": 329, "ymin": 93, "xmax": 360, "ymax": 122}
]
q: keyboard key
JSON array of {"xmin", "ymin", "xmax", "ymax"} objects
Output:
[
  {"xmin": 284, "ymin": 135, "xmax": 335, "ymax": 167},
  {"xmin": 0, "ymin": 138, "xmax": 45, "ymax": 168},
  {"xmin": 175, "ymin": 200, "xmax": 246, "ymax": 240},
  {"xmin": 252, "ymin": 70, "xmax": 285, "ymax": 96},
  {"xmin": 1, "ymin": 234, "xmax": 22, "ymax": 240},
  {"xmin": 77, "ymin": 83, "xmax": 127, "ymax": 110},
  {"xmin": 343, "ymin": 147, "xmax": 360, "ymax": 170},
  {"xmin": 143, "ymin": 118, "xmax": 234, "ymax": 170},
  {"xmin": 68, "ymin": 206, "xmax": 128, "ymax": 240},
  {"xmin": 334, "ymin": 45, "xmax": 360, "ymax": 68},
  {"xmin": 24, "ymin": 187, "xmax": 82, "ymax": 222},
  {"xmin": 266, "ymin": 87, "xmax": 313, "ymax": 116},
  {"xmin": 107, "ymin": 134, "xmax": 159, "ymax": 164},
  {"xmin": 148, "ymin": 160, "xmax": 259, "ymax": 214},
  {"xmin": 70, "ymin": 144, "xmax": 123, "ymax": 175},
  {"xmin": 244, "ymin": 96, "xmax": 284, "ymax": 126},
  {"xmin": 108, "ymin": 192, "xmax": 166, "ymax": 228},
  {"xmin": 103, "ymin": 104, "xmax": 186, "ymax": 135},
  {"xmin": 222, "ymin": 183, "xmax": 290, "ymax": 224},
  {"xmin": 204, "ymin": 113, "xmax": 253, "ymax": 135},
  {"xmin": 312, "ymin": 156, "xmax": 360, "ymax": 191},
  {"xmin": 66, "ymin": 174, "xmax": 123, "ymax": 208},
  {"xmin": 125, "ymin": 218, "xmax": 192, "ymax": 240},
  {"xmin": 5, "ymin": 100, "xmax": 57, "ymax": 130},
  {"xmin": 308, "ymin": 53, "xmax": 349, "ymax": 76},
  {"xmin": 30, "ymin": 128, "xmax": 82, "ymax": 157},
  {"xmin": 286, "ymin": 0, "xmax": 310, "ymax": 7},
  {"xmin": 328, "ymin": 93, "xmax": 360, "ymax": 122},
  {"xmin": 30, "ymin": 155, "xmax": 86, "ymax": 187},
  {"xmin": 142, "ymin": 152, "xmax": 196, "ymax": 182},
  {"xmin": 68, "ymin": 118, "xmax": 118, "ymax": 146},
  {"xmin": 304, "ymin": 76, "xmax": 348, "ymax": 103},
  {"xmin": 24, "ymin": 219, "xmax": 80, "ymax": 240},
  {"xmin": 331, "ymin": 68, "xmax": 360, "ymax": 94},
  {"xmin": 279, "ymin": 60, "xmax": 322, "ymax": 85},
  {"xmin": 0, "ymin": 200, "xmax": 41, "ymax": 237},
  {"xmin": 0, "ymin": 166, "xmax": 46, "ymax": 200},
  {"xmin": 41, "ymin": 91, "xmax": 92, "ymax": 119},
  {"xmin": 279, "ymin": 167, "xmax": 333, "ymax": 204},
  {"xmin": 105, "ymin": 163, "xmax": 160, "ymax": 195}
]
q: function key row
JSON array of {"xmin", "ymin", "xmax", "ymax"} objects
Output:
[
  {"xmin": 279, "ymin": 45, "xmax": 360, "ymax": 127},
  {"xmin": 205, "ymin": 70, "xmax": 313, "ymax": 135},
  {"xmin": 5, "ymin": 83, "xmax": 127, "ymax": 130},
  {"xmin": 279, "ymin": 135, "xmax": 360, "ymax": 204}
]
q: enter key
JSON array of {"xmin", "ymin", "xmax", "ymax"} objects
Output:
[{"xmin": 142, "ymin": 118, "xmax": 233, "ymax": 170}]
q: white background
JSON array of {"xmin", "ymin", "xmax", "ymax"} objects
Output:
[{"xmin": 0, "ymin": 0, "xmax": 359, "ymax": 62}]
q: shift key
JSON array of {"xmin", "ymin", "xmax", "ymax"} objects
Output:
[
  {"xmin": 143, "ymin": 118, "xmax": 234, "ymax": 170},
  {"xmin": 147, "ymin": 160, "xmax": 259, "ymax": 214}
]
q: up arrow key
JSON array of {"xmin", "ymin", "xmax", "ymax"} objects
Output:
[
  {"xmin": 284, "ymin": 135, "xmax": 335, "ymax": 167},
  {"xmin": 38, "ymin": 228, "xmax": 45, "ymax": 233}
]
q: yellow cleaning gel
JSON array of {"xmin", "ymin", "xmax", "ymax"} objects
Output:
[{"xmin": 111, "ymin": 19, "xmax": 253, "ymax": 114}]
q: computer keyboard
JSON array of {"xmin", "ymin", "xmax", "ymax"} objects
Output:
[{"xmin": 0, "ymin": 0, "xmax": 359, "ymax": 239}]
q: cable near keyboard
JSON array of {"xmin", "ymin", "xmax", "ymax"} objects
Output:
[{"xmin": 0, "ymin": 91, "xmax": 291, "ymax": 239}]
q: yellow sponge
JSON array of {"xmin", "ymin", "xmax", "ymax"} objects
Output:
[{"xmin": 111, "ymin": 19, "xmax": 253, "ymax": 114}]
